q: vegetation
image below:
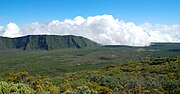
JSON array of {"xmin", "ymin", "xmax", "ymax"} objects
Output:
[
  {"xmin": 0, "ymin": 43, "xmax": 179, "ymax": 75},
  {"xmin": 0, "ymin": 35, "xmax": 99, "ymax": 50},
  {"xmin": 0, "ymin": 43, "xmax": 179, "ymax": 93},
  {"xmin": 0, "ymin": 56, "xmax": 179, "ymax": 94}
]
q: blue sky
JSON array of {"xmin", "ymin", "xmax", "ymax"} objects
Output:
[{"xmin": 0, "ymin": 0, "xmax": 180, "ymax": 26}]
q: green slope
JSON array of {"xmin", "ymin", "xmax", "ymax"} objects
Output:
[
  {"xmin": 0, "ymin": 35, "xmax": 99, "ymax": 50},
  {"xmin": 0, "ymin": 43, "xmax": 179, "ymax": 75}
]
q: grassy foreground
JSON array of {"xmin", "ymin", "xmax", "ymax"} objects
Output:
[{"xmin": 0, "ymin": 55, "xmax": 179, "ymax": 94}]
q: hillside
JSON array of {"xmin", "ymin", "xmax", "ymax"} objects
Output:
[
  {"xmin": 0, "ymin": 35, "xmax": 99, "ymax": 50},
  {"xmin": 0, "ymin": 43, "xmax": 179, "ymax": 75}
]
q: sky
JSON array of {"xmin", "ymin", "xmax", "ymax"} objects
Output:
[
  {"xmin": 0, "ymin": 0, "xmax": 180, "ymax": 25},
  {"xmin": 0, "ymin": 0, "xmax": 180, "ymax": 46}
]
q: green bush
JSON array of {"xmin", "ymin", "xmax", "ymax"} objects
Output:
[{"xmin": 0, "ymin": 81, "xmax": 34, "ymax": 94}]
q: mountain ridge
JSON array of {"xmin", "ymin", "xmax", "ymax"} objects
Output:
[{"xmin": 0, "ymin": 35, "xmax": 100, "ymax": 50}]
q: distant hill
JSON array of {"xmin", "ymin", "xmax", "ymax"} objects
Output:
[{"xmin": 0, "ymin": 35, "xmax": 100, "ymax": 50}]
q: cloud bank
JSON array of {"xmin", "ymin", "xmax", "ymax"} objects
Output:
[
  {"xmin": 0, "ymin": 14, "xmax": 179, "ymax": 46},
  {"xmin": 2, "ymin": 22, "xmax": 22, "ymax": 38}
]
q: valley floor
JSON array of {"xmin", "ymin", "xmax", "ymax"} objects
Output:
[{"xmin": 0, "ymin": 43, "xmax": 180, "ymax": 93}]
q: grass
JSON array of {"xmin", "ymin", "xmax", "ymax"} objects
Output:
[
  {"xmin": 1, "ymin": 55, "xmax": 179, "ymax": 93},
  {"xmin": 0, "ymin": 43, "xmax": 179, "ymax": 76}
]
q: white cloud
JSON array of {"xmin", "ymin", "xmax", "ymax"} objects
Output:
[
  {"xmin": 140, "ymin": 23, "xmax": 180, "ymax": 42},
  {"xmin": 0, "ymin": 26, "xmax": 4, "ymax": 35},
  {"xmin": 1, "ymin": 14, "xmax": 180, "ymax": 46},
  {"xmin": 0, "ymin": 26, "xmax": 3, "ymax": 31},
  {"xmin": 2, "ymin": 22, "xmax": 21, "ymax": 38},
  {"xmin": 47, "ymin": 15, "xmax": 151, "ymax": 46},
  {"xmin": 22, "ymin": 22, "xmax": 49, "ymax": 35}
]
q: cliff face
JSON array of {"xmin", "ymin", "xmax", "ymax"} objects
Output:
[{"xmin": 0, "ymin": 35, "xmax": 100, "ymax": 50}]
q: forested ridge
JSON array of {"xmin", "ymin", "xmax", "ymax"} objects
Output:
[
  {"xmin": 0, "ymin": 35, "xmax": 99, "ymax": 50},
  {"xmin": 0, "ymin": 56, "xmax": 179, "ymax": 94}
]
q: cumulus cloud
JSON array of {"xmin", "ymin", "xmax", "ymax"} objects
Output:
[
  {"xmin": 0, "ymin": 26, "xmax": 4, "ymax": 35},
  {"xmin": 22, "ymin": 22, "xmax": 49, "ymax": 35},
  {"xmin": 140, "ymin": 23, "xmax": 180, "ymax": 42},
  {"xmin": 2, "ymin": 22, "xmax": 21, "ymax": 38},
  {"xmin": 0, "ymin": 26, "xmax": 3, "ymax": 31},
  {"xmin": 1, "ymin": 14, "xmax": 180, "ymax": 46},
  {"xmin": 46, "ymin": 15, "xmax": 151, "ymax": 46}
]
